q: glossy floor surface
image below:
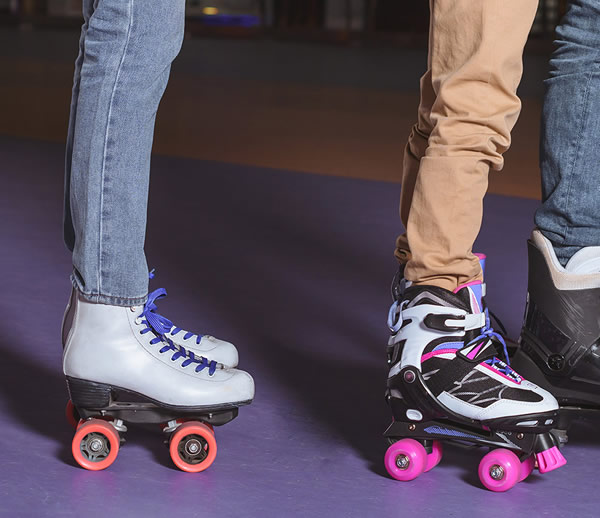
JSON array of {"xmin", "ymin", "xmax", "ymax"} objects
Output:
[{"xmin": 2, "ymin": 136, "xmax": 599, "ymax": 518}]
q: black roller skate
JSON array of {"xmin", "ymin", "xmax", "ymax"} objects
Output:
[
  {"xmin": 512, "ymin": 230, "xmax": 600, "ymax": 440},
  {"xmin": 384, "ymin": 268, "xmax": 566, "ymax": 492}
]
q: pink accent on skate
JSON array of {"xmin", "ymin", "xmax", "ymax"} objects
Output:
[
  {"xmin": 519, "ymin": 455, "xmax": 535, "ymax": 482},
  {"xmin": 421, "ymin": 349, "xmax": 458, "ymax": 363},
  {"xmin": 480, "ymin": 361, "xmax": 521, "ymax": 385},
  {"xmin": 453, "ymin": 280, "xmax": 482, "ymax": 293},
  {"xmin": 424, "ymin": 440, "xmax": 443, "ymax": 473},
  {"xmin": 453, "ymin": 281, "xmax": 483, "ymax": 313},
  {"xmin": 536, "ymin": 446, "xmax": 567, "ymax": 473},
  {"xmin": 474, "ymin": 253, "xmax": 486, "ymax": 276},
  {"xmin": 466, "ymin": 342, "xmax": 484, "ymax": 360}
]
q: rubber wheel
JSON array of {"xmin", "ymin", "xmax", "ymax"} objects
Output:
[
  {"xmin": 169, "ymin": 421, "xmax": 217, "ymax": 473},
  {"xmin": 424, "ymin": 440, "xmax": 443, "ymax": 473},
  {"xmin": 384, "ymin": 438, "xmax": 427, "ymax": 481},
  {"xmin": 72, "ymin": 419, "xmax": 120, "ymax": 471},
  {"xmin": 519, "ymin": 455, "xmax": 535, "ymax": 482},
  {"xmin": 478, "ymin": 448, "xmax": 521, "ymax": 492},
  {"xmin": 65, "ymin": 400, "xmax": 80, "ymax": 429}
]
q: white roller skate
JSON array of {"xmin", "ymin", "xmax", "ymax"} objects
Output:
[
  {"xmin": 62, "ymin": 289, "xmax": 254, "ymax": 472},
  {"xmin": 384, "ymin": 276, "xmax": 566, "ymax": 492}
]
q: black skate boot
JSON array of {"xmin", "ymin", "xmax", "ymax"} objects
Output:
[{"xmin": 513, "ymin": 230, "xmax": 600, "ymax": 434}]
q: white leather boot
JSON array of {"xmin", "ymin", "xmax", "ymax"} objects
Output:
[
  {"xmin": 63, "ymin": 286, "xmax": 239, "ymax": 367},
  {"xmin": 63, "ymin": 290, "xmax": 254, "ymax": 409}
]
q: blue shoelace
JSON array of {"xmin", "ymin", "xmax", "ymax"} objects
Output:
[
  {"xmin": 139, "ymin": 289, "xmax": 216, "ymax": 376},
  {"xmin": 466, "ymin": 308, "xmax": 515, "ymax": 378},
  {"xmin": 147, "ymin": 271, "xmax": 205, "ymax": 345}
]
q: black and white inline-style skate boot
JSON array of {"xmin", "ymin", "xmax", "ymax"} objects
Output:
[
  {"xmin": 513, "ymin": 230, "xmax": 600, "ymax": 434},
  {"xmin": 384, "ymin": 278, "xmax": 566, "ymax": 492},
  {"xmin": 62, "ymin": 289, "xmax": 254, "ymax": 472},
  {"xmin": 62, "ymin": 284, "xmax": 239, "ymax": 368}
]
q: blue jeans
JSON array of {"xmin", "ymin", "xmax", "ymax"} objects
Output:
[
  {"xmin": 535, "ymin": 0, "xmax": 600, "ymax": 265},
  {"xmin": 63, "ymin": 0, "xmax": 185, "ymax": 305}
]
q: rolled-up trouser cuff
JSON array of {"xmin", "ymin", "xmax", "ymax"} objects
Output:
[{"xmin": 71, "ymin": 274, "xmax": 147, "ymax": 307}]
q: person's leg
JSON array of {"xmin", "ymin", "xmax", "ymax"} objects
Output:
[
  {"xmin": 399, "ymin": 0, "xmax": 539, "ymax": 291},
  {"xmin": 394, "ymin": 0, "xmax": 435, "ymax": 264},
  {"xmin": 384, "ymin": 1, "xmax": 567, "ymax": 483},
  {"xmin": 61, "ymin": 4, "xmax": 254, "ymax": 456},
  {"xmin": 535, "ymin": 0, "xmax": 600, "ymax": 265},
  {"xmin": 65, "ymin": 0, "xmax": 185, "ymax": 306},
  {"xmin": 62, "ymin": 0, "xmax": 240, "ymax": 367},
  {"xmin": 63, "ymin": 0, "xmax": 95, "ymax": 256},
  {"xmin": 512, "ymin": 1, "xmax": 600, "ymax": 425}
]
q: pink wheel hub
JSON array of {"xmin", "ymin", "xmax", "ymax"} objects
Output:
[
  {"xmin": 384, "ymin": 439, "xmax": 427, "ymax": 481},
  {"xmin": 478, "ymin": 449, "xmax": 521, "ymax": 492}
]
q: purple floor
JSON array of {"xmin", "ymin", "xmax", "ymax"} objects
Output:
[{"xmin": 1, "ymin": 136, "xmax": 599, "ymax": 517}]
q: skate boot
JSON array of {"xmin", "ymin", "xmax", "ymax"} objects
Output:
[
  {"xmin": 62, "ymin": 284, "xmax": 239, "ymax": 368},
  {"xmin": 384, "ymin": 280, "xmax": 566, "ymax": 492},
  {"xmin": 513, "ymin": 230, "xmax": 600, "ymax": 434},
  {"xmin": 386, "ymin": 254, "xmax": 511, "ymax": 366},
  {"xmin": 62, "ymin": 290, "xmax": 254, "ymax": 472}
]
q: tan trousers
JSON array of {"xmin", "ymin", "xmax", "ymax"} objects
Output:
[{"xmin": 395, "ymin": 0, "xmax": 539, "ymax": 291}]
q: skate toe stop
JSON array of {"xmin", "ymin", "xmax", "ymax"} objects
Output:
[{"xmin": 536, "ymin": 446, "xmax": 567, "ymax": 473}]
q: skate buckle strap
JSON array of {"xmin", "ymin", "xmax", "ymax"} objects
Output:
[
  {"xmin": 424, "ymin": 312, "xmax": 486, "ymax": 332},
  {"xmin": 388, "ymin": 300, "xmax": 407, "ymax": 333},
  {"xmin": 425, "ymin": 309, "xmax": 516, "ymax": 396}
]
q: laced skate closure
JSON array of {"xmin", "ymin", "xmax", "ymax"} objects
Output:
[
  {"xmin": 466, "ymin": 309, "xmax": 515, "ymax": 378},
  {"xmin": 138, "ymin": 292, "xmax": 217, "ymax": 376},
  {"xmin": 147, "ymin": 272, "xmax": 205, "ymax": 344}
]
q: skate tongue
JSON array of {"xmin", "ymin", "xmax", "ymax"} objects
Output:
[{"xmin": 453, "ymin": 281, "xmax": 484, "ymax": 315}]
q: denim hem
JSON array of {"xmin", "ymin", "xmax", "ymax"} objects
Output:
[{"xmin": 71, "ymin": 275, "xmax": 147, "ymax": 307}]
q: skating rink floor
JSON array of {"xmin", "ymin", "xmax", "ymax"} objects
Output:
[{"xmin": 2, "ymin": 136, "xmax": 600, "ymax": 517}]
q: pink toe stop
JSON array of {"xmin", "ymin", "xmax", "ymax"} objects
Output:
[{"xmin": 536, "ymin": 446, "xmax": 567, "ymax": 473}]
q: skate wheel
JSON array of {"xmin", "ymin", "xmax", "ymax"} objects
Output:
[
  {"xmin": 478, "ymin": 449, "xmax": 521, "ymax": 492},
  {"xmin": 169, "ymin": 421, "xmax": 217, "ymax": 473},
  {"xmin": 65, "ymin": 400, "xmax": 80, "ymax": 429},
  {"xmin": 424, "ymin": 440, "xmax": 443, "ymax": 473},
  {"xmin": 72, "ymin": 419, "xmax": 120, "ymax": 471},
  {"xmin": 519, "ymin": 455, "xmax": 535, "ymax": 482},
  {"xmin": 384, "ymin": 438, "xmax": 427, "ymax": 481}
]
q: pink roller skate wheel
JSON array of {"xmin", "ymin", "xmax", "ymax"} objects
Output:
[
  {"xmin": 424, "ymin": 440, "xmax": 443, "ymax": 473},
  {"xmin": 478, "ymin": 449, "xmax": 521, "ymax": 492},
  {"xmin": 384, "ymin": 439, "xmax": 427, "ymax": 482},
  {"xmin": 519, "ymin": 455, "xmax": 535, "ymax": 482}
]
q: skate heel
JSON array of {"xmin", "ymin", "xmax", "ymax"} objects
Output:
[
  {"xmin": 536, "ymin": 446, "xmax": 567, "ymax": 473},
  {"xmin": 66, "ymin": 377, "xmax": 112, "ymax": 409}
]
